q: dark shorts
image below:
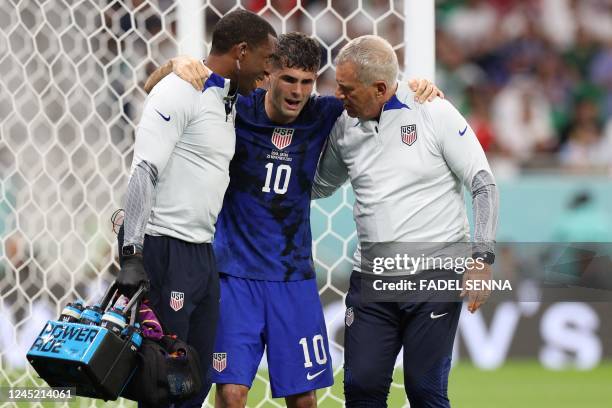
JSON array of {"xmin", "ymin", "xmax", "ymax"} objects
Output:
[{"xmin": 344, "ymin": 271, "xmax": 462, "ymax": 408}]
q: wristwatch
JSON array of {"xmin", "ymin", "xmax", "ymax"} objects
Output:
[
  {"xmin": 472, "ymin": 251, "xmax": 495, "ymax": 265},
  {"xmin": 122, "ymin": 244, "xmax": 141, "ymax": 257}
]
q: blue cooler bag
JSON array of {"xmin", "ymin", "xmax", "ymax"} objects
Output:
[{"xmin": 27, "ymin": 283, "xmax": 145, "ymax": 401}]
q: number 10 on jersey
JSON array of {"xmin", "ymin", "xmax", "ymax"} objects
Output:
[{"xmin": 262, "ymin": 163, "xmax": 292, "ymax": 195}]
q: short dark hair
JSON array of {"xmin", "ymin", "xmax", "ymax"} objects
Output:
[
  {"xmin": 271, "ymin": 32, "xmax": 321, "ymax": 73},
  {"xmin": 210, "ymin": 9, "xmax": 277, "ymax": 54}
]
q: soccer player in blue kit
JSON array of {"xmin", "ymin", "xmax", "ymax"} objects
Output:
[{"xmin": 146, "ymin": 32, "xmax": 441, "ymax": 407}]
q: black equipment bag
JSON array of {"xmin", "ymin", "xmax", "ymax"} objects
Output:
[{"xmin": 120, "ymin": 309, "xmax": 202, "ymax": 407}]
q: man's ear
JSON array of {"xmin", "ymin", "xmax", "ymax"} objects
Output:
[
  {"xmin": 374, "ymin": 80, "xmax": 387, "ymax": 98},
  {"xmin": 232, "ymin": 42, "xmax": 248, "ymax": 60},
  {"xmin": 239, "ymin": 42, "xmax": 247, "ymax": 59}
]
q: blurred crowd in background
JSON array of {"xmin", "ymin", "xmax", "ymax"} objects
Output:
[
  {"xmin": 104, "ymin": 0, "xmax": 612, "ymax": 175},
  {"xmin": 435, "ymin": 0, "xmax": 612, "ymax": 176},
  {"xmin": 249, "ymin": 0, "xmax": 612, "ymax": 176}
]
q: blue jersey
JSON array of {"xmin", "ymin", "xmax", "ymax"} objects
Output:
[{"xmin": 213, "ymin": 89, "xmax": 344, "ymax": 281}]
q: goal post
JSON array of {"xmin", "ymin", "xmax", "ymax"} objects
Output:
[
  {"xmin": 177, "ymin": 0, "xmax": 205, "ymax": 60},
  {"xmin": 403, "ymin": 0, "xmax": 436, "ymax": 80}
]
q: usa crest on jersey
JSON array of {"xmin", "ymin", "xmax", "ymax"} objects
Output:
[
  {"xmin": 401, "ymin": 124, "xmax": 417, "ymax": 146},
  {"xmin": 345, "ymin": 307, "xmax": 354, "ymax": 327},
  {"xmin": 170, "ymin": 291, "xmax": 184, "ymax": 311},
  {"xmin": 271, "ymin": 127, "xmax": 294, "ymax": 150},
  {"xmin": 212, "ymin": 352, "xmax": 227, "ymax": 372}
]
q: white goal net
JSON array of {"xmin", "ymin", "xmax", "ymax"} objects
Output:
[{"xmin": 0, "ymin": 0, "xmax": 410, "ymax": 406}]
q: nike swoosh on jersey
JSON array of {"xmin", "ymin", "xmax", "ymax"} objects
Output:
[
  {"xmin": 155, "ymin": 109, "xmax": 171, "ymax": 121},
  {"xmin": 430, "ymin": 312, "xmax": 448, "ymax": 319},
  {"xmin": 459, "ymin": 125, "xmax": 468, "ymax": 136},
  {"xmin": 306, "ymin": 369, "xmax": 326, "ymax": 380}
]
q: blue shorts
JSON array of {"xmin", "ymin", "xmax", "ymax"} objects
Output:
[{"xmin": 211, "ymin": 274, "xmax": 333, "ymax": 398}]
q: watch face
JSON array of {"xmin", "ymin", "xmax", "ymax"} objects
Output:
[
  {"xmin": 122, "ymin": 245, "xmax": 136, "ymax": 256},
  {"xmin": 473, "ymin": 252, "xmax": 495, "ymax": 265}
]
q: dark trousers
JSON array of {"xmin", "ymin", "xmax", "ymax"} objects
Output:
[
  {"xmin": 119, "ymin": 229, "xmax": 219, "ymax": 407},
  {"xmin": 344, "ymin": 271, "xmax": 462, "ymax": 408}
]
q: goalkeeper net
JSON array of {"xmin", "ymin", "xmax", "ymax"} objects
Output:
[{"xmin": 0, "ymin": 0, "xmax": 410, "ymax": 406}]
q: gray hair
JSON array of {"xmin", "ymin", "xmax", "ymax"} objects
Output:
[{"xmin": 335, "ymin": 35, "xmax": 399, "ymax": 86}]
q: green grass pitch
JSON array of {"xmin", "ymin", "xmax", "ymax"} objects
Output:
[
  {"xmin": 4, "ymin": 361, "xmax": 611, "ymax": 407},
  {"xmin": 214, "ymin": 361, "xmax": 612, "ymax": 408}
]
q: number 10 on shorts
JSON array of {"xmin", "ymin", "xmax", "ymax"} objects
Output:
[{"xmin": 299, "ymin": 335, "xmax": 328, "ymax": 368}]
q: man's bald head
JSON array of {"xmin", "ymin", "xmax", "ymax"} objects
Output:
[{"xmin": 335, "ymin": 35, "xmax": 398, "ymax": 88}]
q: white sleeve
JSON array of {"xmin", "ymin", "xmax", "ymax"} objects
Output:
[
  {"xmin": 131, "ymin": 73, "xmax": 200, "ymax": 175},
  {"xmin": 312, "ymin": 115, "xmax": 349, "ymax": 199},
  {"xmin": 122, "ymin": 74, "xmax": 199, "ymax": 250},
  {"xmin": 426, "ymin": 99, "xmax": 492, "ymax": 189},
  {"xmin": 426, "ymin": 99, "xmax": 499, "ymax": 252}
]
